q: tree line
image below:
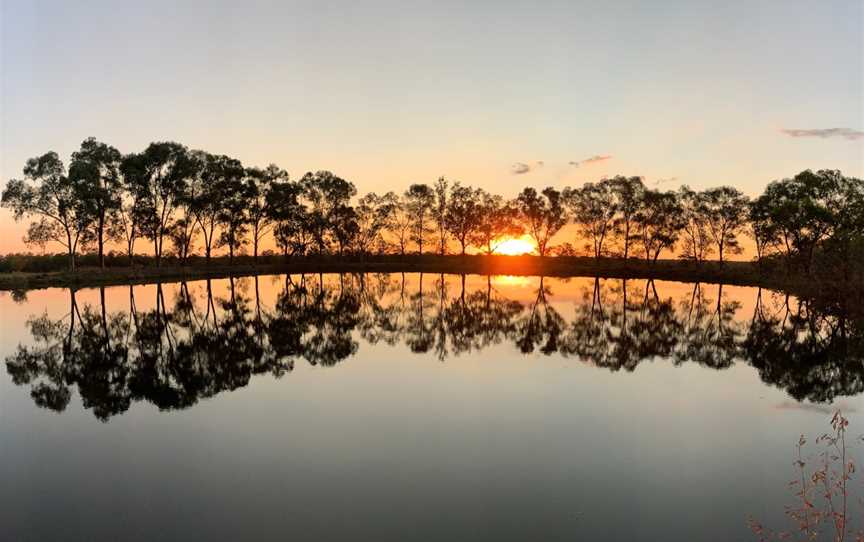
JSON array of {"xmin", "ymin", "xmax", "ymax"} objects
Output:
[{"xmin": 2, "ymin": 137, "xmax": 862, "ymax": 273}]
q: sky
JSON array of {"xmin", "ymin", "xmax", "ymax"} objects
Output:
[{"xmin": 0, "ymin": 0, "xmax": 862, "ymax": 254}]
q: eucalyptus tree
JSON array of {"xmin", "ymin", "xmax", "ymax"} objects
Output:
[
  {"xmin": 636, "ymin": 189, "xmax": 685, "ymax": 263},
  {"xmin": 469, "ymin": 190, "xmax": 523, "ymax": 255},
  {"xmin": 1, "ymin": 152, "xmax": 89, "ymax": 270},
  {"xmin": 218, "ymin": 169, "xmax": 254, "ymax": 261},
  {"xmin": 702, "ymin": 186, "xmax": 750, "ymax": 264},
  {"xmin": 515, "ymin": 187, "xmax": 568, "ymax": 257},
  {"xmin": 748, "ymin": 194, "xmax": 779, "ymax": 266},
  {"xmin": 823, "ymin": 173, "xmax": 864, "ymax": 276},
  {"xmin": 389, "ymin": 197, "xmax": 414, "ymax": 256},
  {"xmin": 433, "ymin": 176, "xmax": 449, "ymax": 255},
  {"xmin": 188, "ymin": 152, "xmax": 244, "ymax": 263},
  {"xmin": 169, "ymin": 217, "xmax": 196, "ymax": 262},
  {"xmin": 299, "ymin": 170, "xmax": 357, "ymax": 254},
  {"xmin": 115, "ymin": 176, "xmax": 140, "ymax": 265},
  {"xmin": 268, "ymin": 181, "xmax": 309, "ymax": 257},
  {"xmin": 247, "ymin": 164, "xmax": 288, "ymax": 262},
  {"xmin": 120, "ymin": 142, "xmax": 197, "ymax": 266},
  {"xmin": 330, "ymin": 204, "xmax": 359, "ymax": 256},
  {"xmin": 444, "ymin": 182, "xmax": 483, "ymax": 255},
  {"xmin": 69, "ymin": 138, "xmax": 123, "ymax": 268},
  {"xmin": 564, "ymin": 180, "xmax": 616, "ymax": 260},
  {"xmin": 404, "ymin": 183, "xmax": 436, "ymax": 255},
  {"xmin": 678, "ymin": 186, "xmax": 713, "ymax": 263},
  {"xmin": 758, "ymin": 169, "xmax": 853, "ymax": 272},
  {"xmin": 607, "ymin": 175, "xmax": 646, "ymax": 260},
  {"xmin": 354, "ymin": 192, "xmax": 398, "ymax": 255}
]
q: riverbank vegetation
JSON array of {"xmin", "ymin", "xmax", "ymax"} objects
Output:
[{"xmin": 2, "ymin": 138, "xmax": 862, "ymax": 288}]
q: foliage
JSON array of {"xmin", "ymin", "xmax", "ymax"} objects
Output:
[
  {"xmin": 1, "ymin": 151, "xmax": 89, "ymax": 270},
  {"xmin": 515, "ymin": 186, "xmax": 567, "ymax": 257},
  {"xmin": 565, "ymin": 180, "xmax": 616, "ymax": 259}
]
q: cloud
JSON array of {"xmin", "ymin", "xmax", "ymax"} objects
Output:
[
  {"xmin": 511, "ymin": 161, "xmax": 544, "ymax": 175},
  {"xmin": 582, "ymin": 154, "xmax": 613, "ymax": 163},
  {"xmin": 569, "ymin": 155, "xmax": 613, "ymax": 167},
  {"xmin": 654, "ymin": 176, "xmax": 678, "ymax": 186},
  {"xmin": 781, "ymin": 128, "xmax": 864, "ymax": 141}
]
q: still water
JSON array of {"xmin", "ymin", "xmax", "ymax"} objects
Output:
[{"xmin": 0, "ymin": 273, "xmax": 861, "ymax": 541}]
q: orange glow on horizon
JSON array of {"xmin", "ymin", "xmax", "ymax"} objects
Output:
[{"xmin": 494, "ymin": 236, "xmax": 536, "ymax": 256}]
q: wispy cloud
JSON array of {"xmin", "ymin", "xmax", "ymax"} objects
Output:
[
  {"xmin": 781, "ymin": 127, "xmax": 864, "ymax": 141},
  {"xmin": 511, "ymin": 161, "xmax": 544, "ymax": 175},
  {"xmin": 569, "ymin": 155, "xmax": 613, "ymax": 167},
  {"xmin": 654, "ymin": 176, "xmax": 678, "ymax": 186}
]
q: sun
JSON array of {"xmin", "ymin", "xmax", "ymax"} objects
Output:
[{"xmin": 494, "ymin": 236, "xmax": 536, "ymax": 256}]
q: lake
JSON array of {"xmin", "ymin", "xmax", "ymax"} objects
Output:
[{"xmin": 1, "ymin": 273, "xmax": 861, "ymax": 541}]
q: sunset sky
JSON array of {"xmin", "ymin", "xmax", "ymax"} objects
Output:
[{"xmin": 1, "ymin": 0, "xmax": 862, "ymax": 254}]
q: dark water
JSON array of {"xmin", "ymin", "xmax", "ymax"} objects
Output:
[{"xmin": 1, "ymin": 273, "xmax": 862, "ymax": 541}]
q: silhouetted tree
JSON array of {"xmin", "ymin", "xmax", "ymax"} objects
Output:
[
  {"xmin": 608, "ymin": 176, "xmax": 645, "ymax": 261},
  {"xmin": 515, "ymin": 187, "xmax": 567, "ymax": 257},
  {"xmin": 636, "ymin": 189, "xmax": 685, "ymax": 262},
  {"xmin": 678, "ymin": 186, "xmax": 713, "ymax": 263},
  {"xmin": 702, "ymin": 186, "xmax": 749, "ymax": 264},
  {"xmin": 433, "ymin": 177, "xmax": 449, "ymax": 255},
  {"xmin": 69, "ymin": 138, "xmax": 123, "ymax": 268},
  {"xmin": 354, "ymin": 192, "xmax": 397, "ymax": 255},
  {"xmin": 748, "ymin": 194, "xmax": 779, "ymax": 266},
  {"xmin": 121, "ymin": 142, "xmax": 196, "ymax": 266},
  {"xmin": 187, "ymin": 152, "xmax": 237, "ymax": 262},
  {"xmin": 754, "ymin": 170, "xmax": 840, "ymax": 272},
  {"xmin": 2, "ymin": 152, "xmax": 88, "ymax": 271},
  {"xmin": 469, "ymin": 190, "xmax": 522, "ymax": 254},
  {"xmin": 404, "ymin": 183, "xmax": 435, "ymax": 255},
  {"xmin": 565, "ymin": 180, "xmax": 616, "ymax": 259},
  {"xmin": 268, "ymin": 181, "xmax": 309, "ymax": 257},
  {"xmin": 218, "ymin": 168, "xmax": 254, "ymax": 261},
  {"xmin": 247, "ymin": 164, "xmax": 289, "ymax": 262},
  {"xmin": 329, "ymin": 203, "xmax": 359, "ymax": 256},
  {"xmin": 389, "ymin": 197, "xmax": 414, "ymax": 256},
  {"xmin": 168, "ymin": 216, "xmax": 196, "ymax": 262},
  {"xmin": 445, "ymin": 182, "xmax": 482, "ymax": 255},
  {"xmin": 299, "ymin": 171, "xmax": 357, "ymax": 254}
]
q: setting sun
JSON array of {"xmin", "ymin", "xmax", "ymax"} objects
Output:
[{"xmin": 494, "ymin": 236, "xmax": 536, "ymax": 256}]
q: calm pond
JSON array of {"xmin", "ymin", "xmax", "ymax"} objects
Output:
[{"xmin": 1, "ymin": 273, "xmax": 862, "ymax": 541}]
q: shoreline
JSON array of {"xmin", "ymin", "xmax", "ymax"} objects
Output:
[{"xmin": 0, "ymin": 255, "xmax": 851, "ymax": 297}]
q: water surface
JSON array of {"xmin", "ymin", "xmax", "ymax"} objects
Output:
[{"xmin": 1, "ymin": 273, "xmax": 862, "ymax": 541}]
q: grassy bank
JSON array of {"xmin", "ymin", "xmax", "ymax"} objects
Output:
[{"xmin": 0, "ymin": 254, "xmax": 857, "ymax": 299}]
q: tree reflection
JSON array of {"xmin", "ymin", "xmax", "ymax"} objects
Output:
[
  {"xmin": 742, "ymin": 290, "xmax": 864, "ymax": 403},
  {"xmin": 6, "ymin": 274, "xmax": 863, "ymax": 420}
]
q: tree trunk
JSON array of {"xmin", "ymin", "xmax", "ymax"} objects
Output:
[
  {"xmin": 98, "ymin": 214, "xmax": 105, "ymax": 269},
  {"xmin": 66, "ymin": 228, "xmax": 76, "ymax": 272},
  {"xmin": 623, "ymin": 222, "xmax": 630, "ymax": 261}
]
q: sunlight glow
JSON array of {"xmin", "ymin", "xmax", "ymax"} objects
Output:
[
  {"xmin": 491, "ymin": 275, "xmax": 532, "ymax": 287},
  {"xmin": 494, "ymin": 237, "xmax": 536, "ymax": 256}
]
